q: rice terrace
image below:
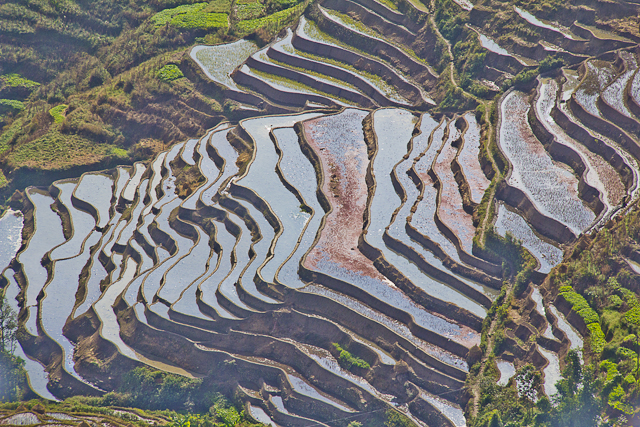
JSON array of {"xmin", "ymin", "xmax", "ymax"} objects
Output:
[{"xmin": 1, "ymin": 0, "xmax": 640, "ymax": 425}]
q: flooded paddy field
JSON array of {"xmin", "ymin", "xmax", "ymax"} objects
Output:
[
  {"xmin": 499, "ymin": 90, "xmax": 596, "ymax": 236},
  {"xmin": 6, "ymin": 11, "xmax": 640, "ymax": 424}
]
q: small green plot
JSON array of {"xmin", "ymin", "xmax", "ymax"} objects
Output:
[
  {"xmin": 157, "ymin": 65, "xmax": 184, "ymax": 82},
  {"xmin": 234, "ymin": 5, "xmax": 301, "ymax": 35},
  {"xmin": 0, "ymin": 99, "xmax": 25, "ymax": 114},
  {"xmin": 236, "ymin": 0, "xmax": 264, "ymax": 20},
  {"xmin": 49, "ymin": 104, "xmax": 68, "ymax": 123},
  {"xmin": 151, "ymin": 3, "xmax": 228, "ymax": 30},
  {"xmin": 0, "ymin": 74, "xmax": 40, "ymax": 89}
]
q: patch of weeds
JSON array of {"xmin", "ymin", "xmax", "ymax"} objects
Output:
[
  {"xmin": 151, "ymin": 4, "xmax": 228, "ymax": 30},
  {"xmin": 377, "ymin": 0, "xmax": 399, "ymax": 10},
  {"xmin": 109, "ymin": 147, "xmax": 129, "ymax": 158},
  {"xmin": 299, "ymin": 204, "xmax": 311, "ymax": 214},
  {"xmin": 157, "ymin": 65, "xmax": 184, "ymax": 82},
  {"xmin": 0, "ymin": 74, "xmax": 40, "ymax": 89},
  {"xmin": 0, "ymin": 99, "xmax": 24, "ymax": 114},
  {"xmin": 8, "ymin": 130, "xmax": 113, "ymax": 170},
  {"xmin": 234, "ymin": 4, "xmax": 304, "ymax": 35},
  {"xmin": 236, "ymin": 0, "xmax": 264, "ymax": 20},
  {"xmin": 202, "ymin": 0, "xmax": 232, "ymax": 13},
  {"xmin": 332, "ymin": 343, "xmax": 370, "ymax": 370},
  {"xmin": 49, "ymin": 104, "xmax": 68, "ymax": 123},
  {"xmin": 0, "ymin": 118, "xmax": 24, "ymax": 155}
]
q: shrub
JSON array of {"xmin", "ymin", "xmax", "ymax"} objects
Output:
[
  {"xmin": 616, "ymin": 347, "xmax": 636, "ymax": 359},
  {"xmin": 215, "ymin": 407, "xmax": 242, "ymax": 427},
  {"xmin": 587, "ymin": 323, "xmax": 606, "ymax": 353},
  {"xmin": 385, "ymin": 409, "xmax": 413, "ymax": 427},
  {"xmin": 623, "ymin": 306, "xmax": 640, "ymax": 327},
  {"xmin": 600, "ymin": 360, "xmax": 619, "ymax": 382},
  {"xmin": 619, "ymin": 287, "xmax": 640, "ymax": 309},
  {"xmin": 623, "ymin": 334, "xmax": 637, "ymax": 346},
  {"xmin": 558, "ymin": 285, "xmax": 574, "ymax": 293},
  {"xmin": 109, "ymin": 147, "xmax": 128, "ymax": 158},
  {"xmin": 332, "ymin": 343, "xmax": 370, "ymax": 370},
  {"xmin": 511, "ymin": 68, "xmax": 538, "ymax": 86},
  {"xmin": 560, "ymin": 291, "xmax": 592, "ymax": 314},
  {"xmin": 538, "ymin": 56, "xmax": 564, "ymax": 73},
  {"xmin": 577, "ymin": 308, "xmax": 600, "ymax": 325},
  {"xmin": 119, "ymin": 367, "xmax": 204, "ymax": 411},
  {"xmin": 608, "ymin": 294, "xmax": 623, "ymax": 309},
  {"xmin": 0, "ymin": 351, "xmax": 26, "ymax": 402}
]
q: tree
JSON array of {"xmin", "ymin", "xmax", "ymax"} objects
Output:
[
  {"xmin": 0, "ymin": 290, "xmax": 17, "ymax": 354},
  {"xmin": 516, "ymin": 364, "xmax": 542, "ymax": 418},
  {"xmin": 488, "ymin": 411, "xmax": 503, "ymax": 427},
  {"xmin": 0, "ymin": 289, "xmax": 24, "ymax": 401},
  {"xmin": 548, "ymin": 351, "xmax": 602, "ymax": 427}
]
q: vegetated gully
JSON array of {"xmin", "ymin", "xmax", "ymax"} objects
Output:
[{"xmin": 1, "ymin": 70, "xmax": 623, "ymax": 426}]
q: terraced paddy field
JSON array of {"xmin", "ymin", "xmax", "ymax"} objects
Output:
[{"xmin": 3, "ymin": 0, "xmax": 640, "ymax": 424}]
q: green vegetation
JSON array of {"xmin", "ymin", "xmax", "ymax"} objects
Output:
[
  {"xmin": 384, "ymin": 409, "xmax": 414, "ymax": 427},
  {"xmin": 8, "ymin": 131, "xmax": 122, "ymax": 170},
  {"xmin": 151, "ymin": 4, "xmax": 229, "ymax": 30},
  {"xmin": 472, "ymin": 350, "xmax": 604, "ymax": 426},
  {"xmin": 49, "ymin": 104, "xmax": 68, "ymax": 123},
  {"xmin": 0, "ymin": 99, "xmax": 24, "ymax": 114},
  {"xmin": 157, "ymin": 65, "xmax": 185, "ymax": 82},
  {"xmin": 0, "ymin": 74, "xmax": 39, "ymax": 89},
  {"xmin": 234, "ymin": 3, "xmax": 306, "ymax": 36},
  {"xmin": 0, "ymin": 291, "xmax": 26, "ymax": 402},
  {"xmin": 0, "ymin": 0, "xmax": 238, "ymax": 192},
  {"xmin": 332, "ymin": 343, "xmax": 371, "ymax": 371},
  {"xmin": 236, "ymin": 0, "xmax": 265, "ymax": 20},
  {"xmin": 434, "ymin": 68, "xmax": 477, "ymax": 111},
  {"xmin": 0, "ymin": 119, "xmax": 23, "ymax": 155},
  {"xmin": 557, "ymin": 286, "xmax": 605, "ymax": 349},
  {"xmin": 504, "ymin": 56, "xmax": 564, "ymax": 89},
  {"xmin": 472, "ymin": 203, "xmax": 640, "ymax": 425},
  {"xmin": 0, "ymin": 396, "xmax": 265, "ymax": 426},
  {"xmin": 377, "ymin": 0, "xmax": 399, "ymax": 10},
  {"xmin": 56, "ymin": 367, "xmax": 265, "ymax": 425}
]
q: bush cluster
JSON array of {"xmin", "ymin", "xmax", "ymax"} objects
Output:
[{"xmin": 332, "ymin": 343, "xmax": 370, "ymax": 370}]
